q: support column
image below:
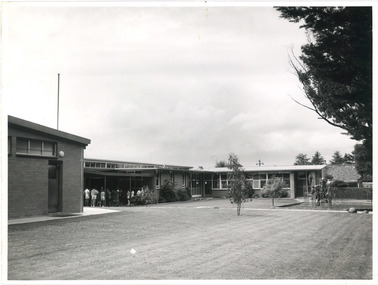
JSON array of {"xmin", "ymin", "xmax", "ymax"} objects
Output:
[{"xmin": 290, "ymin": 172, "xmax": 295, "ymax": 198}]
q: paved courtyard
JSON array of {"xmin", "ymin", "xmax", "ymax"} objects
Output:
[{"xmin": 7, "ymin": 199, "xmax": 372, "ymax": 281}]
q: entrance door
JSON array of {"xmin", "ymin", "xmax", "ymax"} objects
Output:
[
  {"xmin": 191, "ymin": 173, "xmax": 202, "ymax": 197},
  {"xmin": 295, "ymin": 171, "xmax": 310, "ymax": 198},
  {"xmin": 48, "ymin": 161, "xmax": 62, "ymax": 213},
  {"xmin": 204, "ymin": 174, "xmax": 212, "ymax": 196}
]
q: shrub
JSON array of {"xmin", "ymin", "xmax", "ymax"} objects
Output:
[
  {"xmin": 159, "ymin": 180, "xmax": 177, "ymax": 203},
  {"xmin": 177, "ymin": 189, "xmax": 189, "ymax": 201},
  {"xmin": 280, "ymin": 190, "xmax": 288, "ymax": 198},
  {"xmin": 186, "ymin": 187, "xmax": 192, "ymax": 199},
  {"xmin": 261, "ymin": 191, "xmax": 272, "ymax": 198},
  {"xmin": 262, "ymin": 178, "xmax": 287, "ymax": 198},
  {"xmin": 246, "ymin": 183, "xmax": 254, "ymax": 198},
  {"xmin": 252, "ymin": 194, "xmax": 261, "ymax": 198},
  {"xmin": 131, "ymin": 195, "xmax": 144, "ymax": 205},
  {"xmin": 141, "ymin": 186, "xmax": 158, "ymax": 205}
]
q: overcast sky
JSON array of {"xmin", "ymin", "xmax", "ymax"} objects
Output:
[{"xmin": 3, "ymin": 3, "xmax": 359, "ymax": 167}]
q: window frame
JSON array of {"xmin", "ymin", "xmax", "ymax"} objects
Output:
[
  {"xmin": 212, "ymin": 174, "xmax": 220, "ymax": 189},
  {"xmin": 182, "ymin": 173, "xmax": 186, "ymax": 188},
  {"xmin": 16, "ymin": 137, "xmax": 57, "ymax": 158},
  {"xmin": 155, "ymin": 172, "xmax": 160, "ymax": 189}
]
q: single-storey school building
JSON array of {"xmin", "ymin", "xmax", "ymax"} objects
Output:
[
  {"xmin": 203, "ymin": 165, "xmax": 326, "ymax": 198},
  {"xmin": 8, "ymin": 116, "xmax": 360, "ymax": 219},
  {"xmin": 83, "ymin": 158, "xmax": 326, "ymax": 199},
  {"xmin": 83, "ymin": 158, "xmax": 195, "ymax": 195},
  {"xmin": 8, "ymin": 116, "xmax": 90, "ymax": 219}
]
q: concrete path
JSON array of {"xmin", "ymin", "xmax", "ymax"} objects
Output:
[{"xmin": 8, "ymin": 207, "xmax": 120, "ymax": 225}]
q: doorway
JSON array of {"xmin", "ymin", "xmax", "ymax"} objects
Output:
[
  {"xmin": 48, "ymin": 161, "xmax": 62, "ymax": 213},
  {"xmin": 204, "ymin": 173, "xmax": 212, "ymax": 196},
  {"xmin": 295, "ymin": 171, "xmax": 310, "ymax": 198}
]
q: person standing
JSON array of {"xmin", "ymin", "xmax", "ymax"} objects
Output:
[
  {"xmin": 127, "ymin": 190, "xmax": 131, "ymax": 206},
  {"xmin": 106, "ymin": 188, "xmax": 112, "ymax": 206},
  {"xmin": 84, "ymin": 188, "xmax": 90, "ymax": 207},
  {"xmin": 91, "ymin": 188, "xmax": 99, "ymax": 207},
  {"xmin": 120, "ymin": 189, "xmax": 126, "ymax": 205},
  {"xmin": 115, "ymin": 188, "xmax": 120, "ymax": 206},
  {"xmin": 100, "ymin": 188, "xmax": 106, "ymax": 207},
  {"xmin": 326, "ymin": 179, "xmax": 332, "ymax": 206}
]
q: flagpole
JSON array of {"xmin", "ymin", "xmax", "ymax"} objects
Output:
[{"xmin": 57, "ymin": 73, "xmax": 60, "ymax": 130}]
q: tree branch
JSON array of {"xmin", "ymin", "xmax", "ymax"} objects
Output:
[{"xmin": 288, "ymin": 52, "xmax": 351, "ymax": 134}]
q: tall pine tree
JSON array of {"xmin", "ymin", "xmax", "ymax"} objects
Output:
[{"xmin": 277, "ymin": 7, "xmax": 372, "ymax": 175}]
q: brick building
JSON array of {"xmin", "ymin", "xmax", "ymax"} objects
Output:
[{"xmin": 8, "ymin": 116, "xmax": 90, "ymax": 219}]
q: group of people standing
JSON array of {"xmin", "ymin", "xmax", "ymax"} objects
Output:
[
  {"xmin": 83, "ymin": 187, "xmax": 140, "ymax": 207},
  {"xmin": 311, "ymin": 178, "xmax": 332, "ymax": 206}
]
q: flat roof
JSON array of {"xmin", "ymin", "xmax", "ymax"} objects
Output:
[
  {"xmin": 84, "ymin": 158, "xmax": 193, "ymax": 170},
  {"xmin": 8, "ymin": 115, "xmax": 91, "ymax": 146},
  {"xmin": 199, "ymin": 165, "xmax": 327, "ymax": 173},
  {"xmin": 84, "ymin": 158, "xmax": 326, "ymax": 173}
]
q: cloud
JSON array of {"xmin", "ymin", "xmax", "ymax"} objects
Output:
[{"xmin": 4, "ymin": 5, "xmax": 357, "ymax": 167}]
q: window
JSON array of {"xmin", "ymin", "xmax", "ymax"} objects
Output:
[
  {"xmin": 16, "ymin": 138, "xmax": 56, "ymax": 157},
  {"xmin": 212, "ymin": 174, "xmax": 220, "ymax": 189},
  {"xmin": 267, "ymin": 173, "xmax": 290, "ymax": 188},
  {"xmin": 182, "ymin": 173, "xmax": 186, "ymax": 188},
  {"xmin": 29, "ymin": 140, "xmax": 41, "ymax": 155},
  {"xmin": 43, "ymin": 142, "xmax": 55, "ymax": 156},
  {"xmin": 252, "ymin": 174, "xmax": 267, "ymax": 189},
  {"xmin": 107, "ymin": 163, "xmax": 118, "ymax": 168},
  {"xmin": 156, "ymin": 172, "xmax": 160, "ymax": 189},
  {"xmin": 191, "ymin": 175, "xmax": 200, "ymax": 188},
  {"xmin": 16, "ymin": 138, "xmax": 28, "ymax": 154},
  {"xmin": 220, "ymin": 174, "xmax": 228, "ymax": 189}
]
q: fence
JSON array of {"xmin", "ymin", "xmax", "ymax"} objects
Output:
[{"xmin": 330, "ymin": 187, "xmax": 372, "ymax": 201}]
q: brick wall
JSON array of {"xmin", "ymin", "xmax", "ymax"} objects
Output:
[
  {"xmin": 8, "ymin": 127, "xmax": 86, "ymax": 219},
  {"xmin": 159, "ymin": 170, "xmax": 190, "ymax": 191},
  {"xmin": 59, "ymin": 141, "xmax": 84, "ymax": 214},
  {"xmin": 8, "ymin": 155, "xmax": 49, "ymax": 218}
]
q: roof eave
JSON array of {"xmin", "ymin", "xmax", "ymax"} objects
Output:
[{"xmin": 8, "ymin": 115, "xmax": 91, "ymax": 146}]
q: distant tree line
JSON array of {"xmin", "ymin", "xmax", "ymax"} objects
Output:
[
  {"xmin": 215, "ymin": 159, "xmax": 242, "ymax": 168},
  {"xmin": 294, "ymin": 149, "xmax": 370, "ymax": 182},
  {"xmin": 294, "ymin": 150, "xmax": 354, "ymax": 166}
]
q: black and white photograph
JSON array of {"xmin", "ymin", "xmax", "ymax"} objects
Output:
[{"xmin": 2, "ymin": 1, "xmax": 374, "ymax": 284}]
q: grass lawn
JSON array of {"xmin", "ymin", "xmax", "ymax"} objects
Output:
[{"xmin": 7, "ymin": 199, "xmax": 372, "ymax": 280}]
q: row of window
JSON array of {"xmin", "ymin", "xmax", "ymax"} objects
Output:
[
  {"xmin": 9, "ymin": 137, "xmax": 57, "ymax": 157},
  {"xmin": 212, "ymin": 173, "xmax": 291, "ymax": 189},
  {"xmin": 85, "ymin": 161, "xmax": 190, "ymax": 170},
  {"xmin": 84, "ymin": 161, "xmax": 157, "ymax": 169},
  {"xmin": 153, "ymin": 172, "xmax": 291, "ymax": 190},
  {"xmin": 155, "ymin": 172, "xmax": 188, "ymax": 189}
]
